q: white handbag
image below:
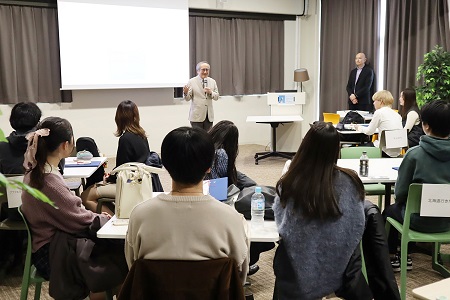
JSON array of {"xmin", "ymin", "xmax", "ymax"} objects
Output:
[{"xmin": 111, "ymin": 162, "xmax": 164, "ymax": 219}]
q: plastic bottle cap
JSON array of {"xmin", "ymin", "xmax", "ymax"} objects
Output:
[
  {"xmin": 255, "ymin": 186, "xmax": 262, "ymax": 193},
  {"xmin": 362, "ymin": 151, "xmax": 367, "ymax": 155}
]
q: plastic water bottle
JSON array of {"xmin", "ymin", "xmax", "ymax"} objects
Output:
[
  {"xmin": 359, "ymin": 151, "xmax": 369, "ymax": 177},
  {"xmin": 251, "ymin": 186, "xmax": 265, "ymax": 229}
]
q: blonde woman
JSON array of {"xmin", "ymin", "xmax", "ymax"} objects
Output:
[{"xmin": 356, "ymin": 90, "xmax": 403, "ymax": 157}]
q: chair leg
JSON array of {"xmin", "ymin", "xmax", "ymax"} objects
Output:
[
  {"xmin": 34, "ymin": 282, "xmax": 42, "ymax": 300},
  {"xmin": 432, "ymin": 242, "xmax": 450, "ymax": 277},
  {"xmin": 400, "ymin": 240, "xmax": 409, "ymax": 300},
  {"xmin": 377, "ymin": 195, "xmax": 383, "ymax": 211}
]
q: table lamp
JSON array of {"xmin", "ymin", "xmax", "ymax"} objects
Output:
[{"xmin": 294, "ymin": 68, "xmax": 309, "ymax": 92}]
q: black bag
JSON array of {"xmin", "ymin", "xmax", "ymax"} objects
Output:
[
  {"xmin": 342, "ymin": 111, "xmax": 364, "ymax": 125},
  {"xmin": 145, "ymin": 151, "xmax": 164, "ymax": 192},
  {"xmin": 234, "ymin": 186, "xmax": 275, "ymax": 220},
  {"xmin": 76, "ymin": 137, "xmax": 105, "ymax": 189}
]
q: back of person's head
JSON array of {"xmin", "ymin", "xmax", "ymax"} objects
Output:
[
  {"xmin": 161, "ymin": 127, "xmax": 214, "ymax": 185},
  {"xmin": 29, "ymin": 117, "xmax": 73, "ymax": 188},
  {"xmin": 373, "ymin": 90, "xmax": 394, "ymax": 107},
  {"xmin": 208, "ymin": 120, "xmax": 239, "ymax": 184},
  {"xmin": 421, "ymin": 100, "xmax": 450, "ymax": 137},
  {"xmin": 276, "ymin": 122, "xmax": 342, "ymax": 220},
  {"xmin": 9, "ymin": 102, "xmax": 42, "ymax": 132},
  {"xmin": 115, "ymin": 100, "xmax": 146, "ymax": 138}
]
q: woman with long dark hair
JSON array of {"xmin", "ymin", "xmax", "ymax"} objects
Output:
[
  {"xmin": 398, "ymin": 88, "xmax": 424, "ymax": 147},
  {"xmin": 81, "ymin": 100, "xmax": 151, "ymax": 214},
  {"xmin": 21, "ymin": 117, "xmax": 124, "ymax": 299},
  {"xmin": 273, "ymin": 122, "xmax": 366, "ymax": 299}
]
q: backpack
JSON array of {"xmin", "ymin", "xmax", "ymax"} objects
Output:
[{"xmin": 342, "ymin": 111, "xmax": 364, "ymax": 124}]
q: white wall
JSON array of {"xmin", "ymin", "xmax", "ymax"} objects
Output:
[{"xmin": 0, "ymin": 0, "xmax": 321, "ymax": 157}]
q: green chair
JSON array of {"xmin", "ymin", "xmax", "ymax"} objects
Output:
[
  {"xmin": 18, "ymin": 206, "xmax": 48, "ymax": 300},
  {"xmin": 340, "ymin": 147, "xmax": 392, "ymax": 210},
  {"xmin": 385, "ymin": 184, "xmax": 450, "ymax": 300}
]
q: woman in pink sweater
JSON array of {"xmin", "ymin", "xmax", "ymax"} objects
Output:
[{"xmin": 21, "ymin": 117, "xmax": 114, "ymax": 300}]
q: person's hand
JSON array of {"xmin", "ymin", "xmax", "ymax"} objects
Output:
[
  {"xmin": 102, "ymin": 212, "xmax": 112, "ymax": 219},
  {"xmin": 103, "ymin": 173, "xmax": 110, "ymax": 184},
  {"xmin": 183, "ymin": 85, "xmax": 189, "ymax": 94},
  {"xmin": 204, "ymin": 87, "xmax": 212, "ymax": 95}
]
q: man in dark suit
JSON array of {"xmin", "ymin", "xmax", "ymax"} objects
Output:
[{"xmin": 346, "ymin": 53, "xmax": 375, "ymax": 111}]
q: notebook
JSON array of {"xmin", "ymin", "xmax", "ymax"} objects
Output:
[{"xmin": 203, "ymin": 177, "xmax": 228, "ymax": 201}]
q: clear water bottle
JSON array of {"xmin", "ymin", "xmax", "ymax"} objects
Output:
[
  {"xmin": 251, "ymin": 186, "xmax": 265, "ymax": 229},
  {"xmin": 359, "ymin": 151, "xmax": 369, "ymax": 177}
]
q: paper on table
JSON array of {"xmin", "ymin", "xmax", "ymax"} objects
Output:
[{"xmin": 65, "ymin": 161, "xmax": 101, "ymax": 168}]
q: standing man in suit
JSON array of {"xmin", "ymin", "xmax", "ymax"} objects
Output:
[
  {"xmin": 183, "ymin": 61, "xmax": 220, "ymax": 131},
  {"xmin": 346, "ymin": 52, "xmax": 375, "ymax": 111}
]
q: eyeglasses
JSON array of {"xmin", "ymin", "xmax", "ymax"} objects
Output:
[{"xmin": 200, "ymin": 68, "xmax": 210, "ymax": 71}]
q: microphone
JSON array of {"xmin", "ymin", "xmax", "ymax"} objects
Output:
[{"xmin": 203, "ymin": 79, "xmax": 208, "ymax": 97}]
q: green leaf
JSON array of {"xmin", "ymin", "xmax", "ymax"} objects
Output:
[{"xmin": 0, "ymin": 129, "xmax": 7, "ymax": 143}]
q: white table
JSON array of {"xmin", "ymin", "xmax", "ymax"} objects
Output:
[
  {"xmin": 337, "ymin": 158, "xmax": 402, "ymax": 208},
  {"xmin": 63, "ymin": 157, "xmax": 107, "ymax": 179},
  {"xmin": 246, "ymin": 115, "xmax": 303, "ymax": 165},
  {"xmin": 97, "ymin": 216, "xmax": 279, "ymax": 243},
  {"xmin": 412, "ymin": 278, "xmax": 450, "ymax": 299}
]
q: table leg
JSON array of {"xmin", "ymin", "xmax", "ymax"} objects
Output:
[{"xmin": 384, "ymin": 183, "xmax": 393, "ymax": 210}]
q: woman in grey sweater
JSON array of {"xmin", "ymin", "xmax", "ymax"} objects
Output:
[{"xmin": 273, "ymin": 122, "xmax": 367, "ymax": 299}]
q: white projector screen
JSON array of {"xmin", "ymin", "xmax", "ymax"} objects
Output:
[{"xmin": 57, "ymin": 0, "xmax": 189, "ymax": 90}]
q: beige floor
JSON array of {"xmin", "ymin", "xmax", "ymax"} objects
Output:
[{"xmin": 0, "ymin": 144, "xmax": 448, "ymax": 299}]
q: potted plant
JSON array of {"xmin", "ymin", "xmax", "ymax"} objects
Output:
[{"xmin": 416, "ymin": 45, "xmax": 450, "ymax": 107}]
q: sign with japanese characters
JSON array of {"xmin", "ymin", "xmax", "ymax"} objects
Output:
[{"xmin": 420, "ymin": 184, "xmax": 450, "ymax": 217}]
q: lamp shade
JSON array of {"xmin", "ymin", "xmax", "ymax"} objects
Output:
[{"xmin": 294, "ymin": 68, "xmax": 310, "ymax": 82}]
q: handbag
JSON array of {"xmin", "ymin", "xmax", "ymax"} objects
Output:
[{"xmin": 111, "ymin": 162, "xmax": 164, "ymax": 219}]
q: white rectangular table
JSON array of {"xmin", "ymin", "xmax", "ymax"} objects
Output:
[
  {"xmin": 63, "ymin": 157, "xmax": 107, "ymax": 179},
  {"xmin": 97, "ymin": 216, "xmax": 279, "ymax": 243},
  {"xmin": 246, "ymin": 115, "xmax": 303, "ymax": 165},
  {"xmin": 337, "ymin": 158, "xmax": 402, "ymax": 208}
]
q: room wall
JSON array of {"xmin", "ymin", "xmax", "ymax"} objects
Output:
[{"xmin": 0, "ymin": 0, "xmax": 321, "ymax": 156}]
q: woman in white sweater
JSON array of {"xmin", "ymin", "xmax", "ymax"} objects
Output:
[{"xmin": 356, "ymin": 90, "xmax": 403, "ymax": 157}]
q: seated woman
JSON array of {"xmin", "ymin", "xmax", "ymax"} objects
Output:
[
  {"xmin": 273, "ymin": 122, "xmax": 367, "ymax": 299},
  {"xmin": 356, "ymin": 90, "xmax": 403, "ymax": 157},
  {"xmin": 125, "ymin": 127, "xmax": 249, "ymax": 283},
  {"xmin": 398, "ymin": 87, "xmax": 424, "ymax": 148},
  {"xmin": 21, "ymin": 117, "xmax": 125, "ymax": 300},
  {"xmin": 81, "ymin": 100, "xmax": 151, "ymax": 214},
  {"xmin": 205, "ymin": 120, "xmax": 256, "ymax": 189}
]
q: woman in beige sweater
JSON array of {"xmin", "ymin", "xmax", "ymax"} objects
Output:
[{"xmin": 125, "ymin": 126, "xmax": 249, "ymax": 283}]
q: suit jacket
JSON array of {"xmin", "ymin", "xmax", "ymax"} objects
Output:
[
  {"xmin": 346, "ymin": 66, "xmax": 374, "ymax": 111},
  {"xmin": 184, "ymin": 75, "xmax": 220, "ymax": 122}
]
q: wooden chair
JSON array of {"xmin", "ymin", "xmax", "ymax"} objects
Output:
[
  {"xmin": 323, "ymin": 112, "xmax": 341, "ymax": 125},
  {"xmin": 117, "ymin": 258, "xmax": 245, "ymax": 300},
  {"xmin": 18, "ymin": 206, "xmax": 48, "ymax": 300},
  {"xmin": 340, "ymin": 147, "xmax": 392, "ymax": 210},
  {"xmin": 385, "ymin": 184, "xmax": 450, "ymax": 300}
]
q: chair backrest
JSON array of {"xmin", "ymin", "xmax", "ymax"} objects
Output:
[
  {"xmin": 323, "ymin": 113, "xmax": 341, "ymax": 125},
  {"xmin": 382, "ymin": 129, "xmax": 408, "ymax": 149},
  {"xmin": 340, "ymin": 146, "xmax": 382, "ymax": 159},
  {"xmin": 76, "ymin": 137, "xmax": 105, "ymax": 189},
  {"xmin": 117, "ymin": 258, "xmax": 245, "ymax": 300}
]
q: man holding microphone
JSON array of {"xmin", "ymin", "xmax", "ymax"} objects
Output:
[{"xmin": 183, "ymin": 61, "xmax": 220, "ymax": 131}]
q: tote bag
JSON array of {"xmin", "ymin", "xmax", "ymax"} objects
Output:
[{"xmin": 111, "ymin": 162, "xmax": 164, "ymax": 219}]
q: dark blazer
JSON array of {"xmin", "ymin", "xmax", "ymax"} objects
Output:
[{"xmin": 346, "ymin": 65, "xmax": 375, "ymax": 111}]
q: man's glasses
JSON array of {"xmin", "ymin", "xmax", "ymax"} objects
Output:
[{"xmin": 200, "ymin": 68, "xmax": 210, "ymax": 71}]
